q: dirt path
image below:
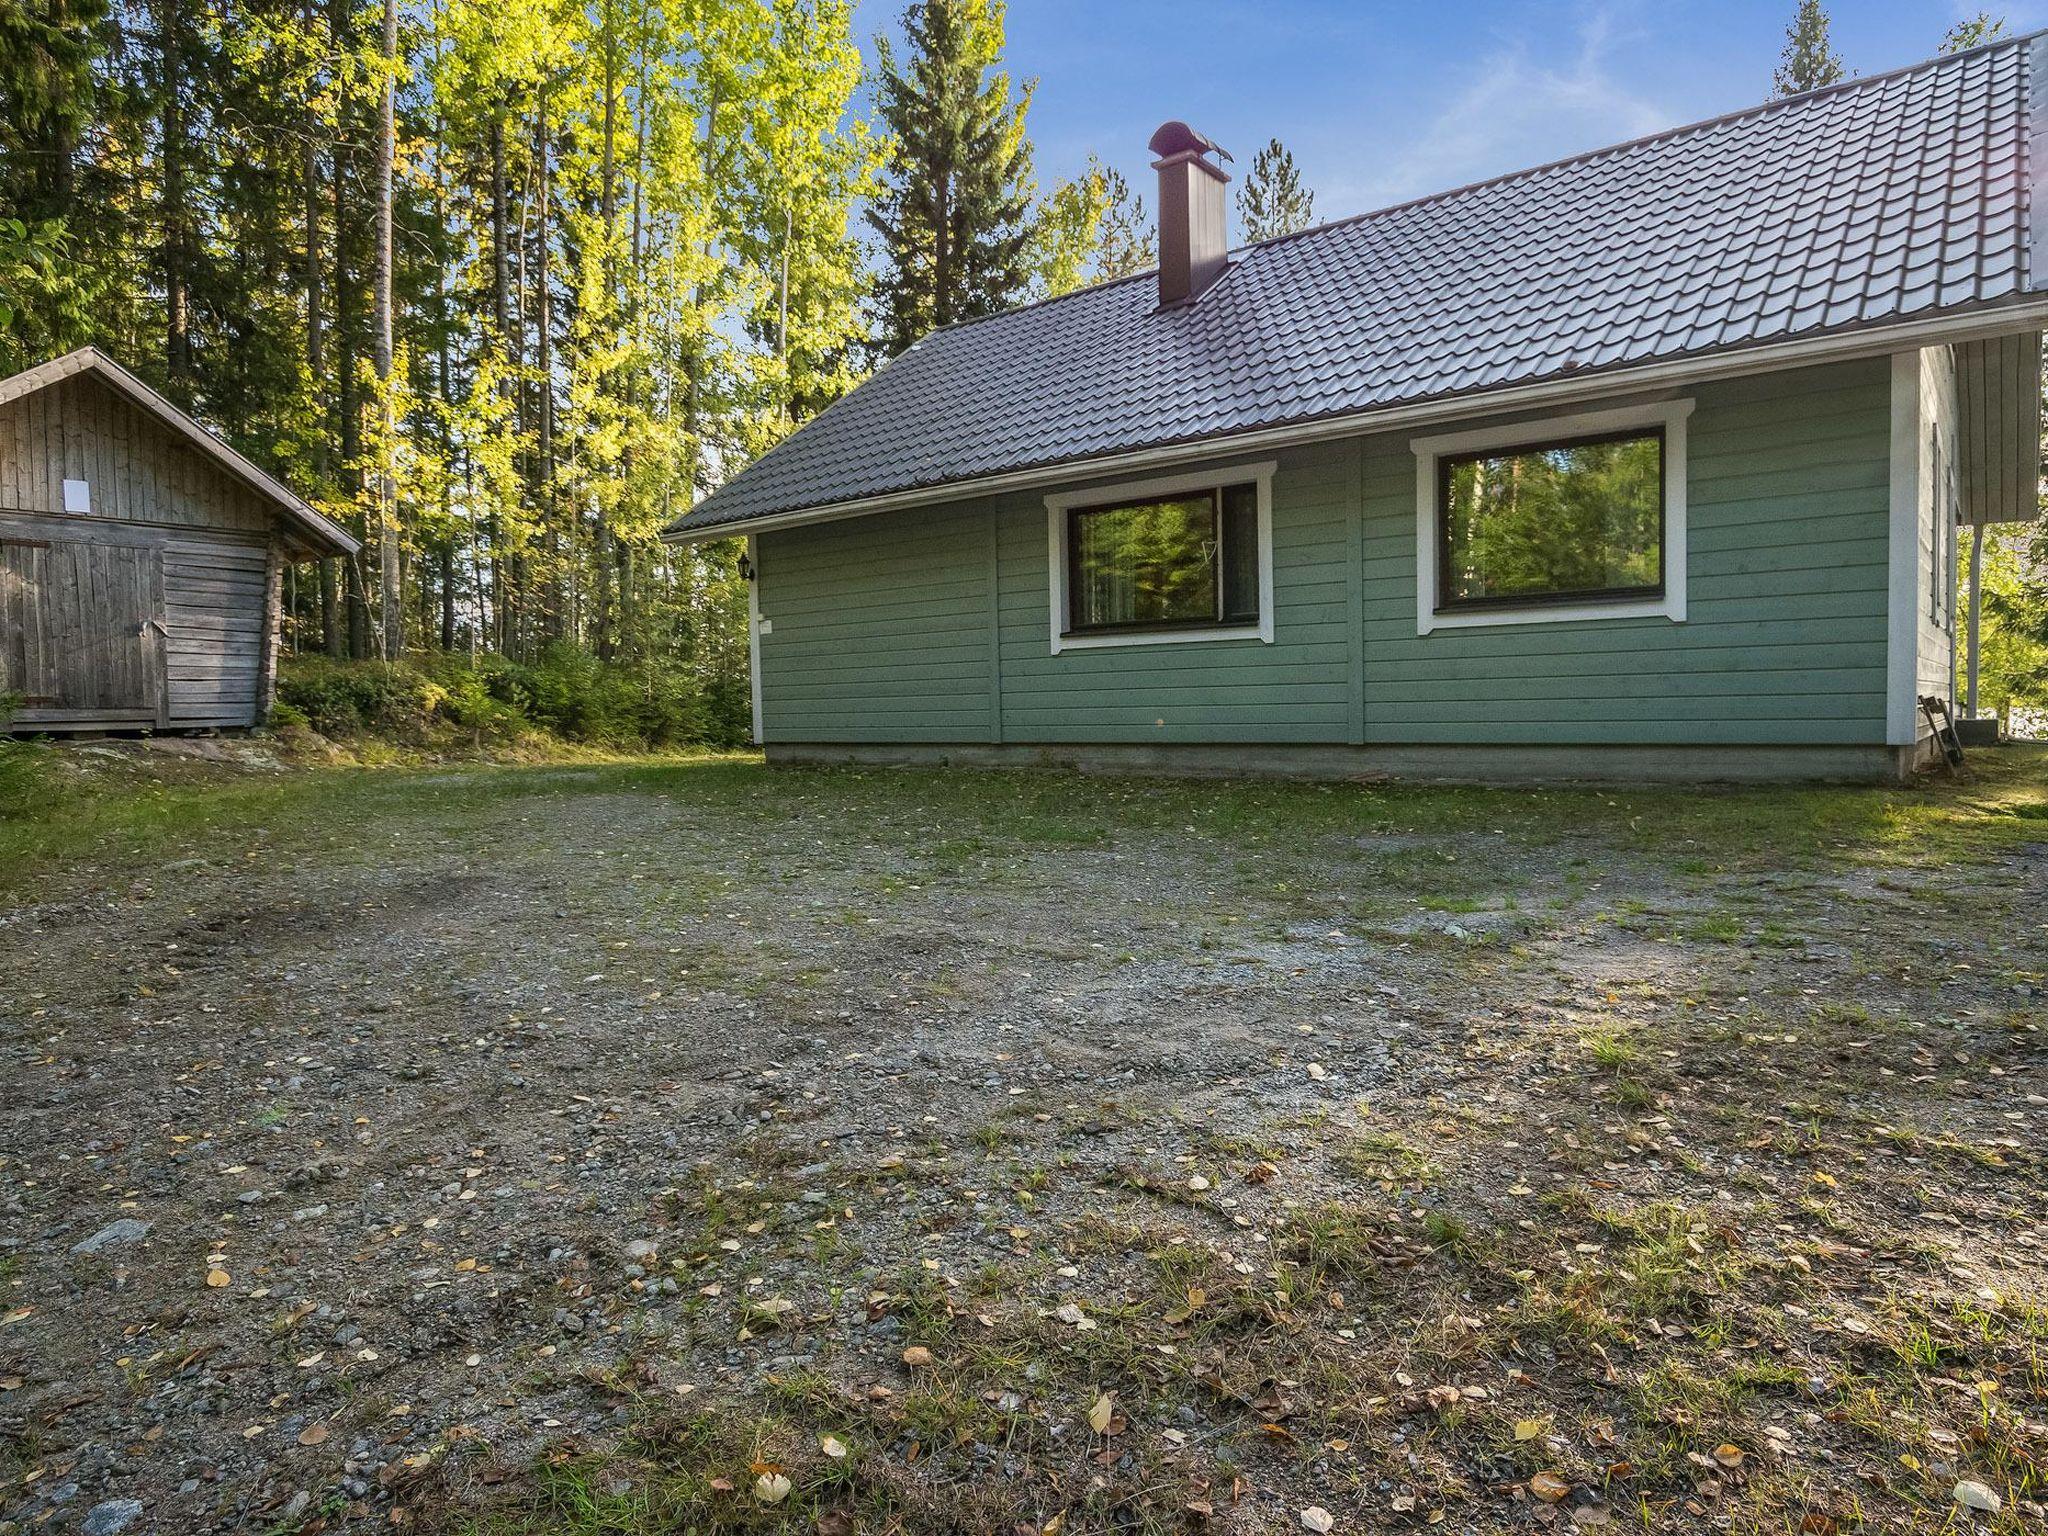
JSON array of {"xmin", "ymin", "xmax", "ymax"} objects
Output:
[{"xmin": 2, "ymin": 751, "xmax": 2044, "ymax": 1533}]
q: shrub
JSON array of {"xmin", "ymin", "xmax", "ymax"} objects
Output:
[
  {"xmin": 274, "ymin": 646, "xmax": 745, "ymax": 752},
  {"xmin": 276, "ymin": 658, "xmax": 441, "ymax": 739}
]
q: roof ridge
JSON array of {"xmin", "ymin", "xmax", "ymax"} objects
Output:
[
  {"xmin": 1229, "ymin": 28, "xmax": 2044, "ymax": 264},
  {"xmin": 925, "ymin": 27, "xmax": 2043, "ymax": 336}
]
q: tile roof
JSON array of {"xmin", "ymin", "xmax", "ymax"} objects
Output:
[{"xmin": 670, "ymin": 34, "xmax": 2042, "ymax": 537}]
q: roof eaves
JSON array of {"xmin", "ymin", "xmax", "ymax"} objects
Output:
[{"xmin": 662, "ymin": 289, "xmax": 2048, "ymax": 544}]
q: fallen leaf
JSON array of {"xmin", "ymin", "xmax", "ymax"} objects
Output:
[
  {"xmin": 755, "ymin": 1472, "xmax": 792, "ymax": 1505},
  {"xmin": 297, "ymin": 1423, "xmax": 329, "ymax": 1446},
  {"xmin": 1953, "ymin": 1481, "xmax": 2002, "ymax": 1515},
  {"xmin": 901, "ymin": 1345, "xmax": 935, "ymax": 1368},
  {"xmin": 1088, "ymin": 1393, "xmax": 1115, "ymax": 1434},
  {"xmin": 1530, "ymin": 1471, "xmax": 1571, "ymax": 1503},
  {"xmin": 1515, "ymin": 1417, "xmax": 1549, "ymax": 1441},
  {"xmin": 1713, "ymin": 1444, "xmax": 1745, "ymax": 1469},
  {"xmin": 1300, "ymin": 1507, "xmax": 1335, "ymax": 1533},
  {"xmin": 820, "ymin": 1434, "xmax": 848, "ymax": 1460},
  {"xmin": 205, "ymin": 1269, "xmax": 231, "ymax": 1289}
]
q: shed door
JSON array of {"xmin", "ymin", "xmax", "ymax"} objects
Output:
[{"xmin": 0, "ymin": 536, "xmax": 168, "ymax": 728}]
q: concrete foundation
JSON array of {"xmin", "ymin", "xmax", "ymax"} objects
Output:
[{"xmin": 765, "ymin": 740, "xmax": 1923, "ymax": 786}]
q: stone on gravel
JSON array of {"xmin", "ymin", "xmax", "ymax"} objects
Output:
[
  {"xmin": 71, "ymin": 1219, "xmax": 150, "ymax": 1256},
  {"xmin": 81, "ymin": 1498, "xmax": 145, "ymax": 1536}
]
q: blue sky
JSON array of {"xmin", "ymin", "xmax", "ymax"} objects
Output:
[{"xmin": 854, "ymin": 1, "xmax": 2042, "ymax": 235}]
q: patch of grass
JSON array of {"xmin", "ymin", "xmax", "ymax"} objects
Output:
[{"xmin": 1581, "ymin": 1029, "xmax": 1642, "ymax": 1073}]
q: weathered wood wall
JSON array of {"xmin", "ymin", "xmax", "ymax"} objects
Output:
[{"xmin": 0, "ymin": 375, "xmax": 283, "ymax": 730}]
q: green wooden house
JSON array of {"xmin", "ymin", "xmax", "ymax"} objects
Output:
[{"xmin": 666, "ymin": 38, "xmax": 2048, "ymax": 782}]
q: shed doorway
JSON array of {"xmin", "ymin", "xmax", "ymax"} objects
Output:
[{"xmin": 0, "ymin": 534, "xmax": 167, "ymax": 730}]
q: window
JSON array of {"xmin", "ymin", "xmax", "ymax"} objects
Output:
[
  {"xmin": 1411, "ymin": 401, "xmax": 1691, "ymax": 635},
  {"xmin": 1437, "ymin": 429, "xmax": 1664, "ymax": 610},
  {"xmin": 1046, "ymin": 462, "xmax": 1275, "ymax": 652},
  {"xmin": 1066, "ymin": 485, "xmax": 1258, "ymax": 633},
  {"xmin": 1930, "ymin": 433, "xmax": 1957, "ymax": 632}
]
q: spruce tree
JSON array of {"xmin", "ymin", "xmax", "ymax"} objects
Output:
[
  {"xmin": 1094, "ymin": 167, "xmax": 1152, "ymax": 279},
  {"xmin": 867, "ymin": 0, "xmax": 1036, "ymax": 355},
  {"xmin": 1773, "ymin": 0, "xmax": 1847, "ymax": 96},
  {"xmin": 1236, "ymin": 138, "xmax": 1316, "ymax": 243}
]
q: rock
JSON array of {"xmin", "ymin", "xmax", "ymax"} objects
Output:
[
  {"xmin": 81, "ymin": 1499, "xmax": 144, "ymax": 1536},
  {"xmin": 71, "ymin": 1219, "xmax": 150, "ymax": 1256},
  {"xmin": 1954, "ymin": 1481, "xmax": 2002, "ymax": 1515}
]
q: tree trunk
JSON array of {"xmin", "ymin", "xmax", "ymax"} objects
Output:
[
  {"xmin": 374, "ymin": 0, "xmax": 401, "ymax": 659},
  {"xmin": 320, "ymin": 559, "xmax": 340, "ymax": 656},
  {"xmin": 159, "ymin": 0, "xmax": 190, "ymax": 383},
  {"xmin": 593, "ymin": 30, "xmax": 618, "ymax": 659},
  {"xmin": 535, "ymin": 82, "xmax": 560, "ymax": 646},
  {"xmin": 489, "ymin": 111, "xmax": 511, "ymax": 656},
  {"xmin": 440, "ymin": 542, "xmax": 456, "ymax": 650}
]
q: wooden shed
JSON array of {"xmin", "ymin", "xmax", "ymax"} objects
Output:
[{"xmin": 0, "ymin": 347, "xmax": 357, "ymax": 733}]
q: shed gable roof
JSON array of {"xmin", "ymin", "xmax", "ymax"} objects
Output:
[
  {"xmin": 0, "ymin": 347, "xmax": 359, "ymax": 557},
  {"xmin": 669, "ymin": 33, "xmax": 2044, "ymax": 541}
]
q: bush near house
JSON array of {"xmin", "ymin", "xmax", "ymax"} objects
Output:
[{"xmin": 274, "ymin": 647, "xmax": 751, "ymax": 752}]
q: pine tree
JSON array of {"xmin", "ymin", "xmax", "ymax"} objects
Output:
[
  {"xmin": 867, "ymin": 0, "xmax": 1036, "ymax": 355},
  {"xmin": 1773, "ymin": 0, "xmax": 1847, "ymax": 96},
  {"xmin": 1093, "ymin": 167, "xmax": 1151, "ymax": 279},
  {"xmin": 1236, "ymin": 137, "xmax": 1316, "ymax": 243},
  {"xmin": 1942, "ymin": 12, "xmax": 2008, "ymax": 52}
]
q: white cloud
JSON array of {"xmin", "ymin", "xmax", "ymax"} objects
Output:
[{"xmin": 1335, "ymin": 5, "xmax": 1673, "ymax": 213}]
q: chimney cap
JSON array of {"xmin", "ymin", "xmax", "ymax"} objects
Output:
[{"xmin": 1148, "ymin": 120, "xmax": 1232, "ymax": 164}]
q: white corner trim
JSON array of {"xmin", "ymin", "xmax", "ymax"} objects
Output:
[
  {"xmin": 1410, "ymin": 399, "xmax": 1693, "ymax": 636},
  {"xmin": 1885, "ymin": 351, "xmax": 1924, "ymax": 746},
  {"xmin": 746, "ymin": 533, "xmax": 765, "ymax": 747},
  {"xmin": 1045, "ymin": 459, "xmax": 1277, "ymax": 655}
]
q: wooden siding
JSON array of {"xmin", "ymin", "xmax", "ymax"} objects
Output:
[
  {"xmin": 163, "ymin": 532, "xmax": 270, "ymax": 727},
  {"xmin": 756, "ymin": 503, "xmax": 996, "ymax": 743},
  {"xmin": 755, "ymin": 357, "xmax": 1901, "ymax": 750},
  {"xmin": 994, "ymin": 440, "xmax": 1357, "ymax": 743},
  {"xmin": 1359, "ymin": 360, "xmax": 1893, "ymax": 746},
  {"xmin": 0, "ymin": 511, "xmax": 270, "ymax": 728},
  {"xmin": 0, "ymin": 536, "xmax": 165, "ymax": 727},
  {"xmin": 0, "ymin": 373, "xmax": 273, "ymax": 535}
]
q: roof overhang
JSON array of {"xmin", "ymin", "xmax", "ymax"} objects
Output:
[
  {"xmin": 0, "ymin": 347, "xmax": 361, "ymax": 558},
  {"xmin": 664, "ymin": 297, "xmax": 2048, "ymax": 546},
  {"xmin": 1956, "ymin": 330, "xmax": 2043, "ymax": 524}
]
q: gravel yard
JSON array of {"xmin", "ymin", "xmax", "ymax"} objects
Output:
[{"xmin": 2, "ymin": 744, "xmax": 2045, "ymax": 1534}]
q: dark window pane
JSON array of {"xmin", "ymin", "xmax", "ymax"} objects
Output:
[
  {"xmin": 1069, "ymin": 495, "xmax": 1218, "ymax": 629},
  {"xmin": 1220, "ymin": 483, "xmax": 1259, "ymax": 622},
  {"xmin": 1439, "ymin": 432, "xmax": 1663, "ymax": 607}
]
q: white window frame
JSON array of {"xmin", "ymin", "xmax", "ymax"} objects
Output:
[
  {"xmin": 1045, "ymin": 460, "xmax": 1276, "ymax": 655},
  {"xmin": 1409, "ymin": 399, "xmax": 1692, "ymax": 636}
]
